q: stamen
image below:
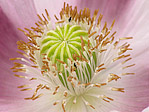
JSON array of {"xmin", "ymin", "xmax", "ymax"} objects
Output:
[
  {"xmin": 45, "ymin": 9, "xmax": 50, "ymax": 21},
  {"xmin": 64, "ymin": 91, "xmax": 68, "ymax": 97},
  {"xmin": 102, "ymin": 98, "xmax": 110, "ymax": 103},
  {"xmin": 37, "ymin": 14, "xmax": 45, "ymax": 25},
  {"xmin": 18, "ymin": 28, "xmax": 30, "ymax": 37},
  {"xmin": 97, "ymin": 14, "xmax": 103, "ymax": 26},
  {"xmin": 101, "ymin": 95, "xmax": 114, "ymax": 103},
  {"xmin": 20, "ymin": 88, "xmax": 32, "ymax": 91},
  {"xmin": 114, "ymin": 41, "xmax": 119, "ymax": 47},
  {"xmin": 108, "ymin": 74, "xmax": 121, "ymax": 82},
  {"xmin": 24, "ymin": 28, "xmax": 33, "ymax": 33},
  {"xmin": 82, "ymin": 98, "xmax": 95, "ymax": 109},
  {"xmin": 16, "ymin": 51, "xmax": 29, "ymax": 58},
  {"xmin": 119, "ymin": 37, "xmax": 133, "ymax": 40},
  {"xmin": 24, "ymin": 97, "xmax": 32, "ymax": 100},
  {"xmin": 122, "ymin": 58, "xmax": 132, "ymax": 64},
  {"xmin": 80, "ymin": 36, "xmax": 85, "ymax": 51},
  {"xmin": 110, "ymin": 31, "xmax": 116, "ymax": 39},
  {"xmin": 12, "ymin": 3, "xmax": 135, "ymax": 111},
  {"xmin": 9, "ymin": 58, "xmax": 22, "ymax": 60},
  {"xmin": 30, "ymin": 77, "xmax": 37, "ymax": 81},
  {"xmin": 93, "ymin": 83, "xmax": 107, "ymax": 88},
  {"xmin": 53, "ymin": 101, "xmax": 59, "ymax": 105},
  {"xmin": 101, "ymin": 22, "xmax": 107, "ymax": 34},
  {"xmin": 13, "ymin": 69, "xmax": 26, "ymax": 73},
  {"xmin": 121, "ymin": 73, "xmax": 135, "ymax": 75},
  {"xmin": 53, "ymin": 86, "xmax": 60, "ymax": 95},
  {"xmin": 89, "ymin": 104, "xmax": 95, "ymax": 109},
  {"xmin": 11, "ymin": 62, "xmax": 24, "ymax": 69},
  {"xmin": 111, "ymin": 87, "xmax": 125, "ymax": 92},
  {"xmin": 88, "ymin": 40, "xmax": 90, "ymax": 49},
  {"xmin": 42, "ymin": 13, "xmax": 48, "ymax": 24},
  {"xmin": 113, "ymin": 54, "xmax": 130, "ymax": 62},
  {"xmin": 14, "ymin": 74, "xmax": 26, "ymax": 78},
  {"xmin": 32, "ymin": 93, "xmax": 44, "ymax": 100},
  {"xmin": 56, "ymin": 59, "xmax": 66, "ymax": 64},
  {"xmin": 83, "ymin": 82, "xmax": 91, "ymax": 86},
  {"xmin": 88, "ymin": 24, "xmax": 93, "ymax": 34},
  {"xmin": 31, "ymin": 65, "xmax": 38, "ymax": 68},
  {"xmin": 54, "ymin": 15, "xmax": 59, "ymax": 21},
  {"xmin": 110, "ymin": 19, "xmax": 115, "ymax": 31},
  {"xmin": 35, "ymin": 22, "xmax": 43, "ymax": 30},
  {"xmin": 97, "ymin": 63, "xmax": 104, "ymax": 68},
  {"xmin": 62, "ymin": 101, "xmax": 66, "ymax": 112},
  {"xmin": 63, "ymin": 2, "xmax": 66, "ymax": 11},
  {"xmin": 18, "ymin": 85, "xmax": 29, "ymax": 88},
  {"xmin": 30, "ymin": 58, "xmax": 37, "ymax": 64},
  {"xmin": 122, "ymin": 64, "xmax": 135, "ymax": 69},
  {"xmin": 56, "ymin": 20, "xmax": 65, "ymax": 24},
  {"xmin": 88, "ymin": 31, "xmax": 97, "ymax": 38},
  {"xmin": 96, "ymin": 67, "xmax": 106, "ymax": 72},
  {"xmin": 99, "ymin": 49, "xmax": 107, "ymax": 53}
]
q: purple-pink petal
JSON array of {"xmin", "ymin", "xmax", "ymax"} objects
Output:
[{"xmin": 0, "ymin": 0, "xmax": 149, "ymax": 112}]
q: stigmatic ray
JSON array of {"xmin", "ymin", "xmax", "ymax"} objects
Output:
[{"xmin": 10, "ymin": 2, "xmax": 135, "ymax": 112}]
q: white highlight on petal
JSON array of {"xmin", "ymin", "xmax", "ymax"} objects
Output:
[{"xmin": 142, "ymin": 107, "xmax": 149, "ymax": 112}]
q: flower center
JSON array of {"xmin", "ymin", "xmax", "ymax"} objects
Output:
[
  {"xmin": 10, "ymin": 2, "xmax": 135, "ymax": 112},
  {"xmin": 40, "ymin": 24, "xmax": 88, "ymax": 65}
]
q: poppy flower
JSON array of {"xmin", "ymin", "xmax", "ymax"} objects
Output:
[{"xmin": 0, "ymin": 0, "xmax": 148, "ymax": 112}]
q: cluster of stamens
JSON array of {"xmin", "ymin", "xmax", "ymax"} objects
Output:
[{"xmin": 10, "ymin": 2, "xmax": 135, "ymax": 112}]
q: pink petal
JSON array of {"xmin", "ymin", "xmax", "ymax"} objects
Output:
[
  {"xmin": 0, "ymin": 9, "xmax": 25, "ymax": 99},
  {"xmin": 0, "ymin": 0, "xmax": 38, "ymax": 29},
  {"xmin": 142, "ymin": 107, "xmax": 149, "ymax": 112},
  {"xmin": 0, "ymin": 0, "xmax": 38, "ymax": 110},
  {"xmin": 76, "ymin": 0, "xmax": 132, "ymax": 23},
  {"xmin": 0, "ymin": 0, "xmax": 148, "ymax": 112},
  {"xmin": 116, "ymin": 0, "xmax": 149, "ymax": 55}
]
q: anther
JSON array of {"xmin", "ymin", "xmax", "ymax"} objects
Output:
[
  {"xmin": 96, "ymin": 67, "xmax": 106, "ymax": 72},
  {"xmin": 119, "ymin": 37, "xmax": 133, "ymax": 40},
  {"xmin": 80, "ymin": 36, "xmax": 85, "ymax": 51},
  {"xmin": 54, "ymin": 15, "xmax": 59, "ymax": 20},
  {"xmin": 110, "ymin": 19, "xmax": 115, "ymax": 31},
  {"xmin": 64, "ymin": 91, "xmax": 68, "ymax": 97},
  {"xmin": 53, "ymin": 86, "xmax": 60, "ymax": 95},
  {"xmin": 56, "ymin": 20, "xmax": 65, "ymax": 24},
  {"xmin": 32, "ymin": 93, "xmax": 43, "ymax": 100},
  {"xmin": 53, "ymin": 102, "xmax": 59, "ymax": 106},
  {"xmin": 121, "ymin": 73, "xmax": 135, "ymax": 75},
  {"xmin": 111, "ymin": 87, "xmax": 125, "ymax": 92},
  {"xmin": 21, "ymin": 88, "xmax": 32, "ymax": 91},
  {"xmin": 122, "ymin": 64, "xmax": 135, "ymax": 69},
  {"xmin": 18, "ymin": 85, "xmax": 29, "ymax": 88},
  {"xmin": 14, "ymin": 74, "xmax": 26, "ymax": 78},
  {"xmin": 88, "ymin": 31, "xmax": 97, "ymax": 38},
  {"xmin": 88, "ymin": 24, "xmax": 93, "ymax": 34},
  {"xmin": 62, "ymin": 101, "xmax": 66, "ymax": 112},
  {"xmin": 9, "ymin": 58, "xmax": 22, "ymax": 60},
  {"xmin": 108, "ymin": 74, "xmax": 121, "ymax": 82},
  {"xmin": 45, "ymin": 9, "xmax": 50, "ymax": 21}
]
